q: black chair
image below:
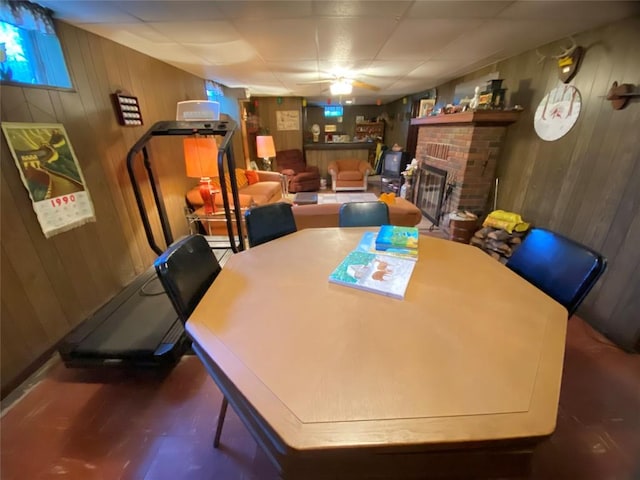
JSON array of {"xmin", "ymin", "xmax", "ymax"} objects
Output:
[
  {"xmin": 339, "ymin": 201, "xmax": 390, "ymax": 227},
  {"xmin": 154, "ymin": 234, "xmax": 228, "ymax": 448},
  {"xmin": 244, "ymin": 202, "xmax": 297, "ymax": 247},
  {"xmin": 506, "ymin": 228, "xmax": 607, "ymax": 317}
]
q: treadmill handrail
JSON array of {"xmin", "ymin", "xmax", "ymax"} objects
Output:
[{"xmin": 126, "ymin": 120, "xmax": 244, "ymax": 255}]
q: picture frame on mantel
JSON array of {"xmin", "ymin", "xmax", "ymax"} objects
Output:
[
  {"xmin": 411, "ymin": 88, "xmax": 437, "ymax": 118},
  {"xmin": 418, "ymin": 98, "xmax": 436, "ymax": 118}
]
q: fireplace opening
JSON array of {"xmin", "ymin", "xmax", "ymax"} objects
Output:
[{"xmin": 415, "ymin": 164, "xmax": 447, "ymax": 226}]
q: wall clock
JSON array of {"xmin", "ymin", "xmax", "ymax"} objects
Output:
[{"xmin": 534, "ymin": 85, "xmax": 581, "ymax": 141}]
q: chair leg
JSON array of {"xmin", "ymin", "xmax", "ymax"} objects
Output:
[{"xmin": 213, "ymin": 396, "xmax": 228, "ymax": 448}]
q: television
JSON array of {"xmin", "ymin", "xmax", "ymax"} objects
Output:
[
  {"xmin": 382, "ymin": 151, "xmax": 410, "ymax": 176},
  {"xmin": 324, "ymin": 105, "xmax": 343, "ymax": 117}
]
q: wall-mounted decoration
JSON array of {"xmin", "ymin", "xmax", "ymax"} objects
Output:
[
  {"xmin": 606, "ymin": 81, "xmax": 640, "ymax": 110},
  {"xmin": 111, "ymin": 92, "xmax": 143, "ymax": 126},
  {"xmin": 535, "ymin": 38, "xmax": 584, "ymax": 84},
  {"xmin": 555, "ymin": 38, "xmax": 584, "ymax": 84},
  {"xmin": 276, "ymin": 110, "xmax": 300, "ymax": 131},
  {"xmin": 1, "ymin": 122, "xmax": 96, "ymax": 238},
  {"xmin": 534, "ymin": 85, "xmax": 582, "ymax": 141}
]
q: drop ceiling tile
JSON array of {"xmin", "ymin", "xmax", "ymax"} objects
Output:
[
  {"xmin": 217, "ymin": 1, "xmax": 313, "ymax": 19},
  {"xmin": 81, "ymin": 23, "xmax": 172, "ymax": 44},
  {"xmin": 430, "ymin": 19, "xmax": 529, "ymax": 61},
  {"xmin": 185, "ymin": 41, "xmax": 258, "ymax": 65},
  {"xmin": 312, "ymin": 1, "xmax": 412, "ymax": 18},
  {"xmin": 378, "ymin": 18, "xmax": 484, "ymax": 60},
  {"xmin": 361, "ymin": 60, "xmax": 426, "ymax": 78},
  {"xmin": 498, "ymin": 1, "xmax": 640, "ymax": 21},
  {"xmin": 316, "ymin": 18, "xmax": 397, "ymax": 61},
  {"xmin": 234, "ymin": 19, "xmax": 318, "ymax": 60},
  {"xmin": 406, "ymin": 59, "xmax": 472, "ymax": 79},
  {"xmin": 136, "ymin": 44, "xmax": 209, "ymax": 65},
  {"xmin": 317, "ymin": 60, "xmax": 375, "ymax": 76},
  {"xmin": 40, "ymin": 1, "xmax": 136, "ymax": 23},
  {"xmin": 406, "ymin": 1, "xmax": 514, "ymax": 19},
  {"xmin": 146, "ymin": 21, "xmax": 241, "ymax": 44},
  {"xmin": 117, "ymin": 1, "xmax": 226, "ymax": 22}
]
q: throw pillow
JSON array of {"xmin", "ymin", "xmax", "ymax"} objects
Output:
[
  {"xmin": 379, "ymin": 192, "xmax": 396, "ymax": 206},
  {"xmin": 235, "ymin": 168, "xmax": 249, "ymax": 188},
  {"xmin": 245, "ymin": 169, "xmax": 260, "ymax": 185}
]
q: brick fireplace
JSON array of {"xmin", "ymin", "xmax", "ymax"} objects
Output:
[{"xmin": 410, "ymin": 111, "xmax": 520, "ymax": 226}]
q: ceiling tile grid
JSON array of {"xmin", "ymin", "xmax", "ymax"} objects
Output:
[{"xmin": 37, "ymin": 0, "xmax": 639, "ymax": 104}]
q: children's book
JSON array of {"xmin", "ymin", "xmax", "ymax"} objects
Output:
[
  {"xmin": 375, "ymin": 225, "xmax": 419, "ymax": 252},
  {"xmin": 355, "ymin": 231, "xmax": 418, "ymax": 261},
  {"xmin": 328, "ymin": 250, "xmax": 416, "ymax": 299}
]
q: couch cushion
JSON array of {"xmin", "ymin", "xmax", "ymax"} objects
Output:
[
  {"xmin": 241, "ymin": 181, "xmax": 282, "ymax": 205},
  {"xmin": 337, "ymin": 170, "xmax": 363, "ymax": 181},
  {"xmin": 292, "ymin": 198, "xmax": 421, "ymax": 230}
]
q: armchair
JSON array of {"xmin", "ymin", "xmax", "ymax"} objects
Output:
[
  {"xmin": 327, "ymin": 158, "xmax": 373, "ymax": 191},
  {"xmin": 275, "ymin": 149, "xmax": 320, "ymax": 193}
]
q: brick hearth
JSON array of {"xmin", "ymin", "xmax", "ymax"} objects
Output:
[{"xmin": 410, "ymin": 111, "xmax": 521, "ymax": 226}]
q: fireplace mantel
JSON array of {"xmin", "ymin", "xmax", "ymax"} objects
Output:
[{"xmin": 410, "ymin": 110, "xmax": 521, "ymax": 126}]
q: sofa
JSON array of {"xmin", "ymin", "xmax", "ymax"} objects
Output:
[
  {"xmin": 275, "ymin": 149, "xmax": 320, "ymax": 193},
  {"xmin": 186, "ymin": 168, "xmax": 283, "ymax": 235},
  {"xmin": 292, "ymin": 198, "xmax": 422, "ymax": 230},
  {"xmin": 327, "ymin": 158, "xmax": 373, "ymax": 191}
]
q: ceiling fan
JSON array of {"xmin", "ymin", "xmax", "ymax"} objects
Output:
[{"xmin": 298, "ymin": 75, "xmax": 380, "ymax": 95}]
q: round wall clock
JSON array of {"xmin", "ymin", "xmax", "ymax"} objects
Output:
[{"xmin": 534, "ymin": 85, "xmax": 581, "ymax": 141}]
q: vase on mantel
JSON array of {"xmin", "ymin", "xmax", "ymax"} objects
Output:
[{"xmin": 403, "ymin": 177, "xmax": 413, "ymax": 201}]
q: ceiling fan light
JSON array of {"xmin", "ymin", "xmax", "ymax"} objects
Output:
[{"xmin": 330, "ymin": 80, "xmax": 353, "ymax": 96}]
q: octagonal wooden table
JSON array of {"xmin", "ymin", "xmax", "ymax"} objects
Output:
[{"xmin": 186, "ymin": 228, "xmax": 567, "ymax": 479}]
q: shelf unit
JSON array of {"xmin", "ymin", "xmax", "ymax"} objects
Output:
[{"xmin": 355, "ymin": 122, "xmax": 384, "ymax": 142}]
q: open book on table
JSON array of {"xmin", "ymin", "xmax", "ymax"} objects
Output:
[{"xmin": 329, "ymin": 233, "xmax": 417, "ymax": 299}]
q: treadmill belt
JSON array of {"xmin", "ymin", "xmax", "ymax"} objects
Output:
[{"xmin": 74, "ymin": 275, "xmax": 180, "ymax": 357}]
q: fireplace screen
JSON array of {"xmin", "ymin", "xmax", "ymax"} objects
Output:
[{"xmin": 416, "ymin": 164, "xmax": 447, "ymax": 225}]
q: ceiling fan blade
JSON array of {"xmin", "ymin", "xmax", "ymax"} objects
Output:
[
  {"xmin": 297, "ymin": 79, "xmax": 334, "ymax": 85},
  {"xmin": 352, "ymin": 80, "xmax": 380, "ymax": 91}
]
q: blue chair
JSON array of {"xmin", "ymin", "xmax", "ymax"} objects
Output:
[
  {"xmin": 506, "ymin": 228, "xmax": 607, "ymax": 317},
  {"xmin": 339, "ymin": 201, "xmax": 390, "ymax": 227},
  {"xmin": 154, "ymin": 234, "xmax": 227, "ymax": 448},
  {"xmin": 244, "ymin": 202, "xmax": 297, "ymax": 247}
]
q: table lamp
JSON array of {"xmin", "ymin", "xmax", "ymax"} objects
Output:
[
  {"xmin": 256, "ymin": 135, "xmax": 275, "ymax": 171},
  {"xmin": 184, "ymin": 136, "xmax": 219, "ymax": 214}
]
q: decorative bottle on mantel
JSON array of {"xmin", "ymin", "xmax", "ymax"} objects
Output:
[{"xmin": 469, "ymin": 86, "xmax": 480, "ymax": 110}]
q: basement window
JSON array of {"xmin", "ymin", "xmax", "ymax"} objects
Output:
[{"xmin": 0, "ymin": 0, "xmax": 72, "ymax": 88}]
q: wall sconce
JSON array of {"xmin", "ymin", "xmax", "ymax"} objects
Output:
[
  {"xmin": 256, "ymin": 135, "xmax": 275, "ymax": 171},
  {"xmin": 184, "ymin": 136, "xmax": 219, "ymax": 214},
  {"xmin": 112, "ymin": 92, "xmax": 143, "ymax": 126}
]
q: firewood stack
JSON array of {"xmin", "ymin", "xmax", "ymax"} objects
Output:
[{"xmin": 470, "ymin": 226, "xmax": 527, "ymax": 263}]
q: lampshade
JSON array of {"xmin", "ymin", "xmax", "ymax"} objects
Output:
[
  {"xmin": 184, "ymin": 137, "xmax": 218, "ymax": 178},
  {"xmin": 256, "ymin": 135, "xmax": 275, "ymax": 159},
  {"xmin": 330, "ymin": 80, "xmax": 353, "ymax": 96}
]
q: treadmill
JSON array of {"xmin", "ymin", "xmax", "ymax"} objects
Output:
[{"xmin": 58, "ymin": 120, "xmax": 242, "ymax": 368}]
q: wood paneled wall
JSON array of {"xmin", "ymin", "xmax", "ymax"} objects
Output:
[
  {"xmin": 398, "ymin": 16, "xmax": 640, "ymax": 350},
  {"xmin": 496, "ymin": 17, "xmax": 640, "ymax": 351},
  {"xmin": 254, "ymin": 96, "xmax": 303, "ymax": 151},
  {"xmin": 0, "ymin": 22, "xmax": 210, "ymax": 394}
]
